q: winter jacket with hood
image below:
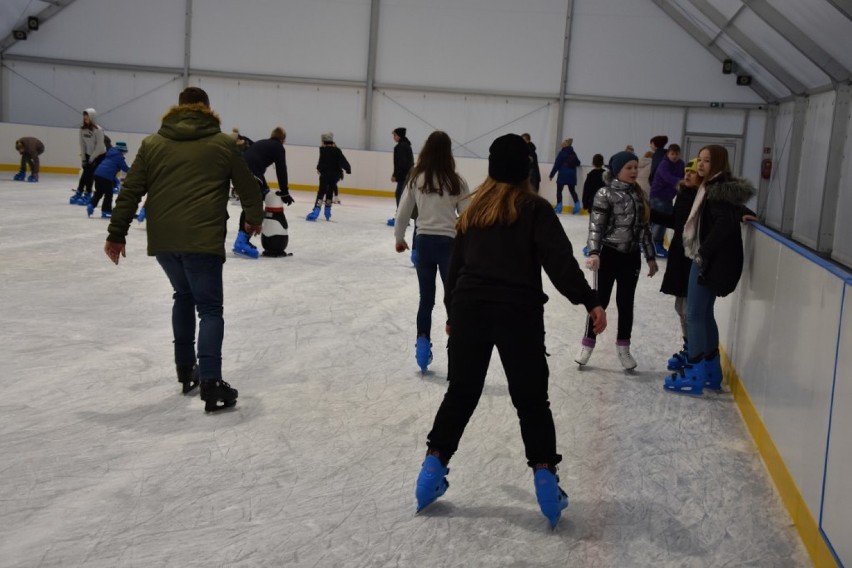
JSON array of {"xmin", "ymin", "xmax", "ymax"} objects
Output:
[
  {"xmin": 94, "ymin": 147, "xmax": 129, "ymax": 181},
  {"xmin": 587, "ymin": 172, "xmax": 656, "ymax": 260},
  {"xmin": 689, "ymin": 173, "xmax": 756, "ymax": 297},
  {"xmin": 106, "ymin": 103, "xmax": 263, "ymax": 257},
  {"xmin": 650, "ymin": 185, "xmax": 698, "ymax": 297},
  {"xmin": 393, "ymin": 136, "xmax": 414, "ymax": 181},
  {"xmin": 244, "ymin": 138, "xmax": 288, "ymax": 190},
  {"xmin": 549, "ymin": 145, "xmax": 579, "ymax": 186},
  {"xmin": 317, "ymin": 144, "xmax": 351, "ymax": 180},
  {"xmin": 650, "ymin": 157, "xmax": 685, "ymax": 202},
  {"xmin": 79, "ymin": 108, "xmax": 106, "ymax": 162}
]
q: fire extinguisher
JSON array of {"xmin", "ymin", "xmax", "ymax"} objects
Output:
[{"xmin": 761, "ymin": 158, "xmax": 772, "ymax": 180}]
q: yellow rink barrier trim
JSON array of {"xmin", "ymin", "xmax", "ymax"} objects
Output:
[{"xmin": 721, "ymin": 348, "xmax": 838, "ymax": 568}]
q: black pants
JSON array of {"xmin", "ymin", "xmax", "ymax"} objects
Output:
[
  {"xmin": 556, "ymin": 183, "xmax": 578, "ymax": 204},
  {"xmin": 427, "ymin": 301, "xmax": 561, "ymax": 468},
  {"xmin": 91, "ymin": 176, "xmax": 114, "ymax": 212},
  {"xmin": 75, "ymin": 155, "xmax": 105, "ymax": 194},
  {"xmin": 585, "ymin": 246, "xmax": 641, "ymax": 341},
  {"xmin": 316, "ymin": 174, "xmax": 338, "ymax": 207}
]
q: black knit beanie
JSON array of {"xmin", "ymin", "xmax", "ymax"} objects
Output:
[{"xmin": 488, "ymin": 134, "xmax": 531, "ymax": 184}]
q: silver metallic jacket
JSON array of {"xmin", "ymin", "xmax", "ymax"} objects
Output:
[{"xmin": 587, "ymin": 173, "xmax": 656, "ymax": 260}]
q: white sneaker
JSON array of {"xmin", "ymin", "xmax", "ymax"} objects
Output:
[
  {"xmin": 575, "ymin": 344, "xmax": 594, "ymax": 366},
  {"xmin": 616, "ymin": 344, "xmax": 637, "ymax": 370}
]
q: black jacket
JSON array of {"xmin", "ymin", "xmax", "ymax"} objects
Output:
[
  {"xmin": 582, "ymin": 168, "xmax": 605, "ymax": 211},
  {"xmin": 528, "ymin": 142, "xmax": 541, "ymax": 186},
  {"xmin": 444, "ymin": 197, "xmax": 599, "ymax": 319},
  {"xmin": 393, "ymin": 137, "xmax": 414, "ymax": 181},
  {"xmin": 651, "ymin": 185, "xmax": 697, "ymax": 297},
  {"xmin": 244, "ymin": 138, "xmax": 288, "ymax": 190},
  {"xmin": 696, "ymin": 174, "xmax": 756, "ymax": 297},
  {"xmin": 317, "ymin": 145, "xmax": 351, "ymax": 179}
]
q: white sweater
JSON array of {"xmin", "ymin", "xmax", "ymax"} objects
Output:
[{"xmin": 394, "ymin": 174, "xmax": 470, "ymax": 242}]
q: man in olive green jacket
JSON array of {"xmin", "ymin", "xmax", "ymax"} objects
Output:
[{"xmin": 104, "ymin": 87, "xmax": 263, "ymax": 413}]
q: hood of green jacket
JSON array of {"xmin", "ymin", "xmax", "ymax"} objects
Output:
[{"xmin": 157, "ymin": 103, "xmax": 222, "ymax": 141}]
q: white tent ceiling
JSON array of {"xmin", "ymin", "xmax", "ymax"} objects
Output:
[{"xmin": 1, "ymin": 0, "xmax": 850, "ymax": 104}]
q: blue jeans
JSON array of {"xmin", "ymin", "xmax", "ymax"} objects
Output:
[
  {"xmin": 415, "ymin": 234, "xmax": 453, "ymax": 337},
  {"xmin": 650, "ymin": 196, "xmax": 673, "ymax": 245},
  {"xmin": 156, "ymin": 253, "xmax": 225, "ymax": 380},
  {"xmin": 686, "ymin": 262, "xmax": 718, "ymax": 360}
]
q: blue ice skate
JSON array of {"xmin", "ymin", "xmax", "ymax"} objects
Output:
[
  {"xmin": 667, "ymin": 342, "xmax": 688, "ymax": 371},
  {"xmin": 387, "ymin": 217, "xmax": 395, "ymax": 226},
  {"xmin": 664, "ymin": 359, "xmax": 706, "ymax": 396},
  {"xmin": 655, "ymin": 243, "xmax": 668, "ymax": 258},
  {"xmin": 572, "ymin": 202, "xmax": 581, "ymax": 215},
  {"xmin": 410, "ymin": 248, "xmax": 418, "ymax": 267},
  {"xmin": 27, "ymin": 175, "xmax": 38, "ymax": 183},
  {"xmin": 415, "ymin": 455, "xmax": 449, "ymax": 512},
  {"xmin": 232, "ymin": 231, "xmax": 259, "ymax": 258},
  {"xmin": 86, "ymin": 203, "xmax": 95, "ymax": 217},
  {"xmin": 704, "ymin": 352, "xmax": 723, "ymax": 390},
  {"xmin": 534, "ymin": 468, "xmax": 568, "ymax": 529},
  {"xmin": 306, "ymin": 206, "xmax": 321, "ymax": 221},
  {"xmin": 324, "ymin": 204, "xmax": 332, "ymax": 221},
  {"xmin": 69, "ymin": 193, "xmax": 82, "ymax": 205},
  {"xmin": 137, "ymin": 207, "xmax": 146, "ymax": 223},
  {"xmin": 13, "ymin": 171, "xmax": 25, "ymax": 181},
  {"xmin": 101, "ymin": 211, "xmax": 112, "ymax": 219},
  {"xmin": 415, "ymin": 336, "xmax": 432, "ymax": 374},
  {"xmin": 554, "ymin": 202, "xmax": 563, "ymax": 214},
  {"xmin": 77, "ymin": 193, "xmax": 91, "ymax": 206}
]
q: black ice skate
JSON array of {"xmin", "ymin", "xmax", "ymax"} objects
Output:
[
  {"xmin": 176, "ymin": 364, "xmax": 199, "ymax": 394},
  {"xmin": 200, "ymin": 379, "xmax": 238, "ymax": 412}
]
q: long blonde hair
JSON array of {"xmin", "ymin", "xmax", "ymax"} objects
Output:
[{"xmin": 457, "ymin": 176, "xmax": 539, "ymax": 234}]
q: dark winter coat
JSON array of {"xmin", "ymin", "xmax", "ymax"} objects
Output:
[
  {"xmin": 650, "ymin": 185, "xmax": 697, "ymax": 297},
  {"xmin": 393, "ymin": 137, "xmax": 414, "ymax": 181},
  {"xmin": 107, "ymin": 104, "xmax": 263, "ymax": 257},
  {"xmin": 244, "ymin": 138, "xmax": 288, "ymax": 190},
  {"xmin": 695, "ymin": 174, "xmax": 756, "ymax": 297},
  {"xmin": 94, "ymin": 147, "xmax": 130, "ymax": 180},
  {"xmin": 549, "ymin": 146, "xmax": 580, "ymax": 186},
  {"xmin": 445, "ymin": 197, "xmax": 599, "ymax": 317},
  {"xmin": 17, "ymin": 136, "xmax": 44, "ymax": 157},
  {"xmin": 582, "ymin": 168, "xmax": 605, "ymax": 211},
  {"xmin": 317, "ymin": 145, "xmax": 351, "ymax": 179},
  {"xmin": 528, "ymin": 142, "xmax": 541, "ymax": 187},
  {"xmin": 649, "ymin": 147, "xmax": 667, "ymax": 186}
]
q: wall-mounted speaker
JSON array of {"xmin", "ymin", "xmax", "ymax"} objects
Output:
[
  {"xmin": 722, "ymin": 59, "xmax": 734, "ymax": 74},
  {"xmin": 736, "ymin": 75, "xmax": 752, "ymax": 86},
  {"xmin": 27, "ymin": 16, "xmax": 39, "ymax": 30},
  {"xmin": 12, "ymin": 30, "xmax": 27, "ymax": 40}
]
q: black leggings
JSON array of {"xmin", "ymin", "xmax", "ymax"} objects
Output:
[
  {"xmin": 75, "ymin": 155, "xmax": 105, "ymax": 194},
  {"xmin": 585, "ymin": 246, "xmax": 641, "ymax": 341},
  {"xmin": 91, "ymin": 176, "xmax": 115, "ymax": 212},
  {"xmin": 315, "ymin": 174, "xmax": 338, "ymax": 207},
  {"xmin": 427, "ymin": 301, "xmax": 561, "ymax": 468},
  {"xmin": 556, "ymin": 183, "xmax": 578, "ymax": 204}
]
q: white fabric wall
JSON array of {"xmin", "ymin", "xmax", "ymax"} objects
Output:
[
  {"xmin": 763, "ymin": 102, "xmax": 795, "ymax": 229},
  {"xmin": 832, "ymin": 105, "xmax": 852, "ymax": 266}
]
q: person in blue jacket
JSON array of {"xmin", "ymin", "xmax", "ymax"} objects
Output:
[
  {"xmin": 88, "ymin": 141, "xmax": 129, "ymax": 219},
  {"xmin": 548, "ymin": 138, "xmax": 581, "ymax": 214}
]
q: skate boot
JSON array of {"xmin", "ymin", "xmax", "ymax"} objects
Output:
[
  {"xmin": 387, "ymin": 217, "xmax": 395, "ymax": 226},
  {"xmin": 655, "ymin": 243, "xmax": 668, "ymax": 258},
  {"xmin": 534, "ymin": 467, "xmax": 568, "ymax": 529},
  {"xmin": 410, "ymin": 248, "xmax": 418, "ymax": 266},
  {"xmin": 232, "ymin": 231, "xmax": 259, "ymax": 258},
  {"xmin": 572, "ymin": 202, "xmax": 581, "ymax": 215},
  {"xmin": 78, "ymin": 193, "xmax": 92, "ymax": 206},
  {"xmin": 324, "ymin": 203, "xmax": 332, "ymax": 221},
  {"xmin": 306, "ymin": 206, "xmax": 321, "ymax": 221},
  {"xmin": 704, "ymin": 350, "xmax": 723, "ymax": 390},
  {"xmin": 86, "ymin": 203, "xmax": 95, "ymax": 217},
  {"xmin": 667, "ymin": 341, "xmax": 688, "ymax": 371},
  {"xmin": 200, "ymin": 379, "xmax": 238, "ymax": 412},
  {"xmin": 415, "ymin": 454, "xmax": 449, "ymax": 512},
  {"xmin": 137, "ymin": 207, "xmax": 146, "ymax": 223},
  {"xmin": 69, "ymin": 193, "xmax": 83, "ymax": 205},
  {"xmin": 554, "ymin": 202, "xmax": 563, "ymax": 214},
  {"xmin": 101, "ymin": 211, "xmax": 112, "ymax": 219},
  {"xmin": 415, "ymin": 335, "xmax": 432, "ymax": 374},
  {"xmin": 13, "ymin": 171, "xmax": 25, "ymax": 181},
  {"xmin": 176, "ymin": 364, "xmax": 199, "ymax": 394},
  {"xmin": 616, "ymin": 340, "xmax": 637, "ymax": 370},
  {"xmin": 664, "ymin": 359, "xmax": 706, "ymax": 396},
  {"xmin": 575, "ymin": 337, "xmax": 595, "ymax": 366},
  {"xmin": 27, "ymin": 175, "xmax": 38, "ymax": 183}
]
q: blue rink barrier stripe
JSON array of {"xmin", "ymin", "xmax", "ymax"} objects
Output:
[
  {"xmin": 819, "ymin": 283, "xmax": 846, "ymax": 568},
  {"xmin": 750, "ymin": 222, "xmax": 852, "ymax": 283}
]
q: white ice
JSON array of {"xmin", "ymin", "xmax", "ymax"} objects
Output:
[{"xmin": 0, "ymin": 176, "xmax": 810, "ymax": 567}]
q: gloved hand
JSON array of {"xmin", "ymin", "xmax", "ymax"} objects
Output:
[
  {"xmin": 276, "ymin": 190, "xmax": 294, "ymax": 205},
  {"xmin": 585, "ymin": 255, "xmax": 600, "ymax": 272}
]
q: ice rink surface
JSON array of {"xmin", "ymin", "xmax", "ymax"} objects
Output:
[{"xmin": 0, "ymin": 176, "xmax": 809, "ymax": 567}]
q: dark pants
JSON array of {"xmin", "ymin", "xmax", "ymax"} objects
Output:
[
  {"xmin": 156, "ymin": 253, "xmax": 225, "ymax": 381},
  {"xmin": 75, "ymin": 155, "xmax": 105, "ymax": 194},
  {"xmin": 91, "ymin": 176, "xmax": 114, "ymax": 212},
  {"xmin": 585, "ymin": 246, "xmax": 641, "ymax": 341},
  {"xmin": 395, "ymin": 178, "xmax": 407, "ymax": 206},
  {"xmin": 556, "ymin": 183, "xmax": 578, "ymax": 204},
  {"xmin": 316, "ymin": 174, "xmax": 339, "ymax": 207},
  {"xmin": 427, "ymin": 301, "xmax": 561, "ymax": 468},
  {"xmin": 414, "ymin": 234, "xmax": 453, "ymax": 337},
  {"xmin": 20, "ymin": 153, "xmax": 40, "ymax": 177}
]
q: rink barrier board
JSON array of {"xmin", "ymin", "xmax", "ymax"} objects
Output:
[{"xmin": 722, "ymin": 348, "xmax": 840, "ymax": 568}]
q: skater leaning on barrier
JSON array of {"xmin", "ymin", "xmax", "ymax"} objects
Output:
[
  {"xmin": 414, "ymin": 133, "xmax": 606, "ymax": 529},
  {"xmin": 14, "ymin": 137, "xmax": 44, "ymax": 182},
  {"xmin": 103, "ymin": 87, "xmax": 263, "ymax": 413}
]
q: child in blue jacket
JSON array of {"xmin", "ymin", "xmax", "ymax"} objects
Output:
[{"xmin": 88, "ymin": 141, "xmax": 129, "ymax": 219}]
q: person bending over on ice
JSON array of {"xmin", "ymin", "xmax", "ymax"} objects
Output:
[
  {"xmin": 14, "ymin": 137, "xmax": 44, "ymax": 182},
  {"xmin": 414, "ymin": 134, "xmax": 606, "ymax": 529}
]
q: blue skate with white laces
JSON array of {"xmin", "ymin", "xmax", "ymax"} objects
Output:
[
  {"xmin": 415, "ymin": 336, "xmax": 432, "ymax": 374},
  {"xmin": 415, "ymin": 454, "xmax": 449, "ymax": 512},
  {"xmin": 534, "ymin": 468, "xmax": 568, "ymax": 529}
]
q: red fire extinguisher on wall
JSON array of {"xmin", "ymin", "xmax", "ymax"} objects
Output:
[{"xmin": 761, "ymin": 158, "xmax": 772, "ymax": 180}]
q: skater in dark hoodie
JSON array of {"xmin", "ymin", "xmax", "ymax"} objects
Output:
[
  {"xmin": 388, "ymin": 127, "xmax": 414, "ymax": 226},
  {"xmin": 307, "ymin": 132, "xmax": 351, "ymax": 221},
  {"xmin": 104, "ymin": 87, "xmax": 263, "ymax": 413},
  {"xmin": 664, "ymin": 144, "xmax": 756, "ymax": 396}
]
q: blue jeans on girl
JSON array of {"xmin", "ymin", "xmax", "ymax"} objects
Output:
[
  {"xmin": 414, "ymin": 234, "xmax": 454, "ymax": 336},
  {"xmin": 686, "ymin": 261, "xmax": 718, "ymax": 359}
]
